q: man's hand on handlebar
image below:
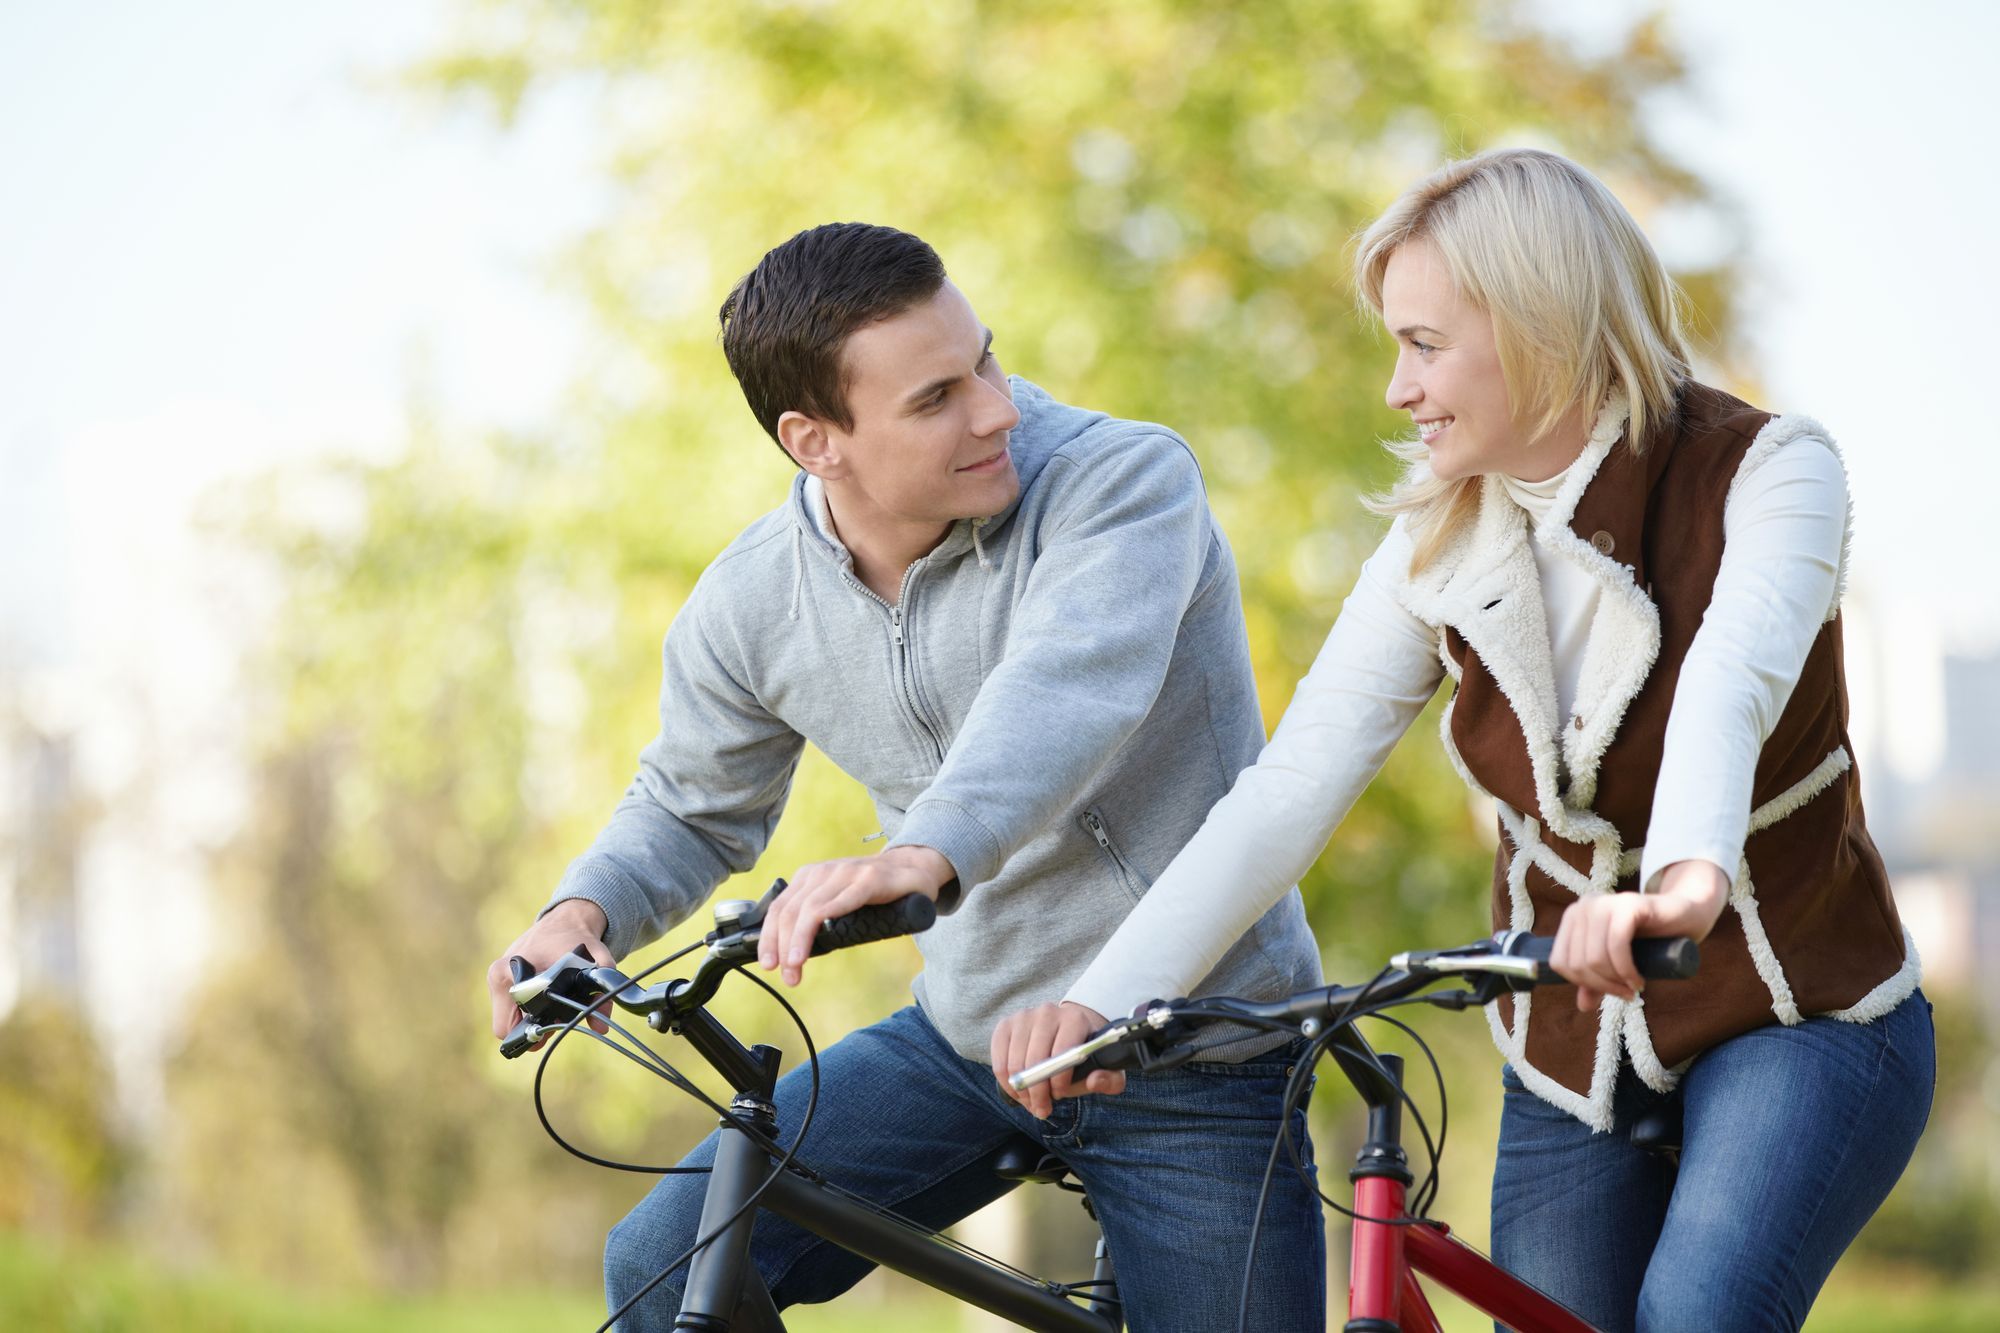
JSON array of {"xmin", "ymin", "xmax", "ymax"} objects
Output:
[
  {"xmin": 991, "ymin": 1000, "xmax": 1125, "ymax": 1119},
  {"xmin": 758, "ymin": 845, "xmax": 955, "ymax": 987},
  {"xmin": 1552, "ymin": 859, "xmax": 1729, "ymax": 1012},
  {"xmin": 487, "ymin": 898, "xmax": 616, "ymax": 1045}
]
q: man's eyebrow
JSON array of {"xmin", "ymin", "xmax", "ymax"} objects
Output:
[{"xmin": 901, "ymin": 329, "xmax": 995, "ymax": 409}]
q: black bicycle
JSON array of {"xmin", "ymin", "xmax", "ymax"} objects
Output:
[
  {"xmin": 502, "ymin": 888, "xmax": 1696, "ymax": 1332},
  {"xmin": 499, "ymin": 881, "xmax": 1123, "ymax": 1332}
]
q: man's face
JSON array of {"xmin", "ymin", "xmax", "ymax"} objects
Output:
[{"xmin": 817, "ymin": 281, "xmax": 1022, "ymax": 535}]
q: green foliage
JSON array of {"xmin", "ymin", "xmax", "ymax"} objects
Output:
[
  {"xmin": 0, "ymin": 1002, "xmax": 125, "ymax": 1238},
  {"xmin": 164, "ymin": 0, "xmax": 1752, "ymax": 1297},
  {"xmin": 1850, "ymin": 992, "xmax": 2000, "ymax": 1277}
]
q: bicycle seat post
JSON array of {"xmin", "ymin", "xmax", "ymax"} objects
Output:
[{"xmin": 1086, "ymin": 1235, "xmax": 1121, "ymax": 1331}]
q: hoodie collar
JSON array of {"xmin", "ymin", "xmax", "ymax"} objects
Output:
[{"xmin": 786, "ymin": 469, "xmax": 1021, "ymax": 570}]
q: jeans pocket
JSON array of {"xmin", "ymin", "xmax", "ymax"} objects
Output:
[{"xmin": 1191, "ymin": 1037, "xmax": 1314, "ymax": 1081}]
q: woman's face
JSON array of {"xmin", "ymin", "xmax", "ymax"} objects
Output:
[{"xmin": 1379, "ymin": 239, "xmax": 1577, "ymax": 483}]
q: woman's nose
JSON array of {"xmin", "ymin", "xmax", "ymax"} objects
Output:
[{"xmin": 1385, "ymin": 352, "xmax": 1420, "ymax": 412}]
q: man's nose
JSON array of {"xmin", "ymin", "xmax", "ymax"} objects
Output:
[{"xmin": 975, "ymin": 376, "xmax": 1021, "ymax": 437}]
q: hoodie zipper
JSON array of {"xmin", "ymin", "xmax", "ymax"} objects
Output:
[
  {"xmin": 1081, "ymin": 809, "xmax": 1147, "ymax": 901},
  {"xmin": 845, "ymin": 564, "xmax": 948, "ymax": 764}
]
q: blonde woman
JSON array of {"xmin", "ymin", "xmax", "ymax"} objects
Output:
[{"xmin": 990, "ymin": 149, "xmax": 1932, "ymax": 1331}]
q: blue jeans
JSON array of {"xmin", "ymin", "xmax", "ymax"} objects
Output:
[
  {"xmin": 604, "ymin": 1004, "xmax": 1324, "ymax": 1331},
  {"xmin": 1490, "ymin": 991, "xmax": 1935, "ymax": 1332}
]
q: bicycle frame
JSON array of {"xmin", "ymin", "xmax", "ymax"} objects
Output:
[
  {"xmin": 1333, "ymin": 1029, "xmax": 1598, "ymax": 1333},
  {"xmin": 1000, "ymin": 932, "xmax": 1700, "ymax": 1333},
  {"xmin": 667, "ymin": 1004, "xmax": 1119, "ymax": 1333},
  {"xmin": 508, "ymin": 898, "xmax": 1119, "ymax": 1332}
]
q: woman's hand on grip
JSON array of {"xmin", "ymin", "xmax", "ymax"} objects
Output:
[
  {"xmin": 990, "ymin": 1001, "xmax": 1123, "ymax": 1120},
  {"xmin": 1551, "ymin": 859, "xmax": 1728, "ymax": 1012}
]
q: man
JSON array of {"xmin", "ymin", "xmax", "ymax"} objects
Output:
[{"xmin": 486, "ymin": 222, "xmax": 1325, "ymax": 1330}]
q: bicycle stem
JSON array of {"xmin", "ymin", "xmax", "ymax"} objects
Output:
[{"xmin": 666, "ymin": 1005, "xmax": 782, "ymax": 1097}]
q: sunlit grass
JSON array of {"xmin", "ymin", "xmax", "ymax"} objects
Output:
[
  {"xmin": 7, "ymin": 1232, "xmax": 1997, "ymax": 1331},
  {"xmin": 0, "ymin": 1232, "xmax": 963, "ymax": 1332}
]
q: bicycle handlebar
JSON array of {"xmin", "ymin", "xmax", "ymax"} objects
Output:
[
  {"xmin": 809, "ymin": 893, "xmax": 937, "ymax": 956},
  {"xmin": 1393, "ymin": 930, "xmax": 1700, "ymax": 984},
  {"xmin": 497, "ymin": 880, "xmax": 937, "ymax": 1059},
  {"xmin": 1010, "ymin": 929, "xmax": 1702, "ymax": 1092}
]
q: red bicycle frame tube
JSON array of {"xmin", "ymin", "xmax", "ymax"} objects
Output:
[
  {"xmin": 1347, "ymin": 1176, "xmax": 1409, "ymax": 1323},
  {"xmin": 1348, "ymin": 1198, "xmax": 1603, "ymax": 1333}
]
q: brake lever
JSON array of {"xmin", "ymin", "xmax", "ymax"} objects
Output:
[
  {"xmin": 1008, "ymin": 1018, "xmax": 1146, "ymax": 1091},
  {"xmin": 1421, "ymin": 980, "xmax": 1499, "ymax": 1010},
  {"xmin": 1008, "ymin": 998, "xmax": 1198, "ymax": 1092}
]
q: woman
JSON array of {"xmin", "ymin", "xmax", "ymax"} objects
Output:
[{"xmin": 990, "ymin": 148, "xmax": 1933, "ymax": 1331}]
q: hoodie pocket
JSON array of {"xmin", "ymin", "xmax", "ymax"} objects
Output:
[{"xmin": 1078, "ymin": 807, "xmax": 1150, "ymax": 905}]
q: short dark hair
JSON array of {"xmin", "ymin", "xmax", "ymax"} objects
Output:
[{"xmin": 719, "ymin": 223, "xmax": 948, "ymax": 450}]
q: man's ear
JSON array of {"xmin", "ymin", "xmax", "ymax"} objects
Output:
[{"xmin": 778, "ymin": 411, "xmax": 844, "ymax": 478}]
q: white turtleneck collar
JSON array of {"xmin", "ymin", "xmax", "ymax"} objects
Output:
[{"xmin": 1498, "ymin": 458, "xmax": 1576, "ymax": 526}]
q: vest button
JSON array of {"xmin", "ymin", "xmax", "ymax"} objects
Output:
[
  {"xmin": 1590, "ymin": 530, "xmax": 1616, "ymax": 555},
  {"xmin": 1573, "ymin": 714, "xmax": 1585, "ymax": 730}
]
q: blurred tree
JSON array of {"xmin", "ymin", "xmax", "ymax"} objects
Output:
[
  {"xmin": 1850, "ymin": 992, "xmax": 2000, "ymax": 1277},
  {"xmin": 0, "ymin": 692, "xmax": 123, "ymax": 1240},
  {"xmin": 0, "ymin": 1000, "xmax": 125, "ymax": 1238},
  {"xmin": 165, "ymin": 0, "xmax": 1744, "ymax": 1294}
]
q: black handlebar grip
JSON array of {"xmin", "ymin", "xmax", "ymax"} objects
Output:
[
  {"xmin": 807, "ymin": 893, "xmax": 938, "ymax": 957},
  {"xmin": 1075, "ymin": 1043, "xmax": 1146, "ymax": 1076},
  {"xmin": 508, "ymin": 956, "xmax": 534, "ymax": 986},
  {"xmin": 1511, "ymin": 934, "xmax": 1701, "ymax": 983},
  {"xmin": 1631, "ymin": 936, "xmax": 1700, "ymax": 980}
]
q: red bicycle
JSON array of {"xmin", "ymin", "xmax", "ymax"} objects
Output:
[{"xmin": 1012, "ymin": 930, "xmax": 1700, "ymax": 1333}]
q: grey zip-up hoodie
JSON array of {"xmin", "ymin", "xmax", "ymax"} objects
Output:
[{"xmin": 546, "ymin": 378, "xmax": 1321, "ymax": 1062}]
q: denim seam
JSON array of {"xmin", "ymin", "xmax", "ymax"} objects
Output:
[
  {"xmin": 1753, "ymin": 1020, "xmax": 1890, "ymax": 1323},
  {"xmin": 1047, "ymin": 1093, "xmax": 1088, "ymax": 1151}
]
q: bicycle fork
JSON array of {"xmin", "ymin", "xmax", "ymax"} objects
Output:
[
  {"xmin": 1342, "ymin": 1045, "xmax": 1416, "ymax": 1333},
  {"xmin": 1334, "ymin": 1035, "xmax": 1599, "ymax": 1333},
  {"xmin": 673, "ymin": 1015, "xmax": 788, "ymax": 1333},
  {"xmin": 674, "ymin": 1091, "xmax": 785, "ymax": 1330}
]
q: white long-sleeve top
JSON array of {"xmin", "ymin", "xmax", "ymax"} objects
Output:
[{"xmin": 1064, "ymin": 437, "xmax": 1849, "ymax": 1019}]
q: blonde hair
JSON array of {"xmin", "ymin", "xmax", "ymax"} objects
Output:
[{"xmin": 1353, "ymin": 148, "xmax": 1691, "ymax": 571}]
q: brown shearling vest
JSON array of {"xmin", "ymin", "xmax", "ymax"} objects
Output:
[{"xmin": 1394, "ymin": 382, "xmax": 1914, "ymax": 1128}]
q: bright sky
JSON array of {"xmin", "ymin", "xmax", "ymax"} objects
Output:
[
  {"xmin": 0, "ymin": 0, "xmax": 1995, "ymax": 1094},
  {"xmin": 0, "ymin": 0, "xmax": 598, "ymax": 672},
  {"xmin": 5, "ymin": 0, "xmax": 1998, "ymax": 661}
]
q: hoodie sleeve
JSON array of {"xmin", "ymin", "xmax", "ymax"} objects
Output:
[
  {"xmin": 542, "ymin": 587, "xmax": 807, "ymax": 959},
  {"xmin": 887, "ymin": 429, "xmax": 1214, "ymax": 894}
]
